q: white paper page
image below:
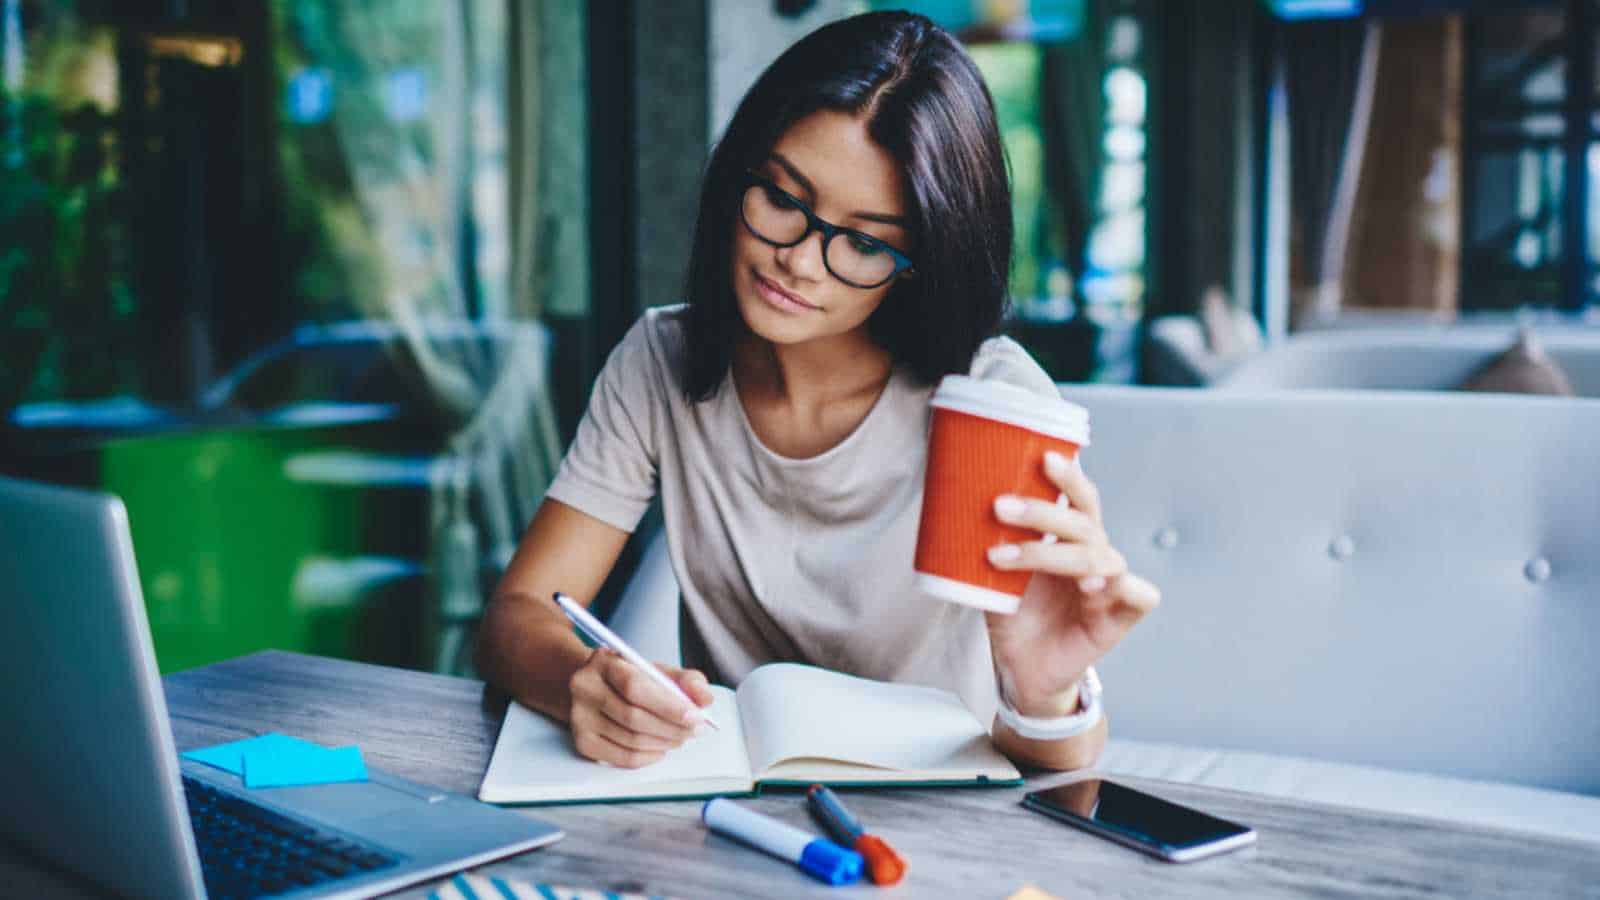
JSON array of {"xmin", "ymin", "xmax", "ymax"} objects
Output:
[
  {"xmin": 734, "ymin": 663, "xmax": 1004, "ymax": 777},
  {"xmin": 478, "ymin": 686, "xmax": 750, "ymax": 803}
]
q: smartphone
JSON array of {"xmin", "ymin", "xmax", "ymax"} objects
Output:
[{"xmin": 1021, "ymin": 778, "xmax": 1257, "ymax": 863}]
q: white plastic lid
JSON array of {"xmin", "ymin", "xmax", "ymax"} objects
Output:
[{"xmin": 930, "ymin": 375, "xmax": 1090, "ymax": 446}]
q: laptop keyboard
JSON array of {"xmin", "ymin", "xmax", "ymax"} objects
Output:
[{"xmin": 183, "ymin": 776, "xmax": 398, "ymax": 899}]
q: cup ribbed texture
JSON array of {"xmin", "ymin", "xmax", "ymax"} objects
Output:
[{"xmin": 915, "ymin": 409, "xmax": 1082, "ymax": 597}]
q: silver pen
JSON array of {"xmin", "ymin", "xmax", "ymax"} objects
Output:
[{"xmin": 551, "ymin": 591, "xmax": 720, "ymax": 730}]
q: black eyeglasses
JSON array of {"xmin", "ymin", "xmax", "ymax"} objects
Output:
[{"xmin": 737, "ymin": 170, "xmax": 915, "ymax": 290}]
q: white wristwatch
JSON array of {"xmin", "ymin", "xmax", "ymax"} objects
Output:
[{"xmin": 996, "ymin": 667, "xmax": 1103, "ymax": 741}]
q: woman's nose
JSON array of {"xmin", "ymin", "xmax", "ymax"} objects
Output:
[{"xmin": 773, "ymin": 229, "xmax": 828, "ymax": 282}]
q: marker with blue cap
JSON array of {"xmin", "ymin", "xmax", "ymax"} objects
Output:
[
  {"xmin": 701, "ymin": 798, "xmax": 863, "ymax": 886},
  {"xmin": 807, "ymin": 784, "xmax": 908, "ymax": 886}
]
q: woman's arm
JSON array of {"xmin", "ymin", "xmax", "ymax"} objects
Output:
[
  {"xmin": 475, "ymin": 498, "xmax": 715, "ymax": 767},
  {"xmin": 989, "ymin": 685, "xmax": 1108, "ymax": 771},
  {"xmin": 475, "ymin": 498, "xmax": 630, "ymax": 719},
  {"xmin": 982, "ymin": 451, "xmax": 1162, "ymax": 772}
]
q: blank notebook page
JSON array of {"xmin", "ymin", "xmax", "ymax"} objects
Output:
[{"xmin": 736, "ymin": 663, "xmax": 1002, "ymax": 776}]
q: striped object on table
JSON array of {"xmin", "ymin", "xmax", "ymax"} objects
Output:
[{"xmin": 428, "ymin": 871, "xmax": 677, "ymax": 900}]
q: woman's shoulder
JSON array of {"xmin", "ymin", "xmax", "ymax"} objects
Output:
[
  {"xmin": 625, "ymin": 303, "xmax": 690, "ymax": 352},
  {"xmin": 607, "ymin": 304, "xmax": 691, "ymax": 386},
  {"xmin": 966, "ymin": 334, "xmax": 1059, "ymax": 399},
  {"xmin": 642, "ymin": 302, "xmax": 691, "ymax": 335}
]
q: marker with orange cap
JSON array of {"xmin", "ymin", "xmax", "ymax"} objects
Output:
[{"xmin": 806, "ymin": 785, "xmax": 908, "ymax": 886}]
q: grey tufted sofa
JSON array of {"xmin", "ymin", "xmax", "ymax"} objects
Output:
[
  {"xmin": 1216, "ymin": 325, "xmax": 1600, "ymax": 396},
  {"xmin": 607, "ymin": 384, "xmax": 1600, "ymax": 844},
  {"xmin": 1060, "ymin": 385, "xmax": 1600, "ymax": 844}
]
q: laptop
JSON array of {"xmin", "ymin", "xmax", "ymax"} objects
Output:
[{"xmin": 0, "ymin": 475, "xmax": 563, "ymax": 899}]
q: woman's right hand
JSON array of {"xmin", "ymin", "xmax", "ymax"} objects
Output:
[{"xmin": 567, "ymin": 648, "xmax": 716, "ymax": 768}]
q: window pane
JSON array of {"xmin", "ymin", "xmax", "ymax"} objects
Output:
[
  {"xmin": 969, "ymin": 42, "xmax": 1051, "ymax": 311},
  {"xmin": 1471, "ymin": 8, "xmax": 1566, "ymax": 111},
  {"xmin": 1464, "ymin": 147, "xmax": 1564, "ymax": 310}
]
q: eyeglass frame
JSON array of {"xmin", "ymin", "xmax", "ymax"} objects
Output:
[{"xmin": 736, "ymin": 169, "xmax": 916, "ymax": 290}]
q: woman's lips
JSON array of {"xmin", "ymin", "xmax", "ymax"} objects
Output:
[{"xmin": 754, "ymin": 272, "xmax": 819, "ymax": 312}]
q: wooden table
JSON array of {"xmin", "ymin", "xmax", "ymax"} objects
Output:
[{"xmin": 17, "ymin": 651, "xmax": 1600, "ymax": 899}]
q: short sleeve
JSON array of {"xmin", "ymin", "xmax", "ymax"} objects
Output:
[
  {"xmin": 543, "ymin": 315, "xmax": 664, "ymax": 532},
  {"xmin": 967, "ymin": 336, "xmax": 1060, "ymax": 399}
]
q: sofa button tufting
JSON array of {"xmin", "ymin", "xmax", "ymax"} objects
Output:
[
  {"xmin": 1328, "ymin": 535, "xmax": 1355, "ymax": 561},
  {"xmin": 1524, "ymin": 557, "xmax": 1552, "ymax": 583},
  {"xmin": 1153, "ymin": 527, "xmax": 1179, "ymax": 549}
]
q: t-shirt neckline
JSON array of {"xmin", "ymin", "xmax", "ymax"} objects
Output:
[{"xmin": 724, "ymin": 366, "xmax": 903, "ymax": 466}]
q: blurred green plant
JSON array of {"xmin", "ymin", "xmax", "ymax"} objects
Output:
[{"xmin": 1, "ymin": 28, "xmax": 138, "ymax": 413}]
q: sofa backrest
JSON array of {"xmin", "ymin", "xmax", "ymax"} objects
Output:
[
  {"xmin": 1062, "ymin": 385, "xmax": 1600, "ymax": 795},
  {"xmin": 1218, "ymin": 328, "xmax": 1600, "ymax": 397}
]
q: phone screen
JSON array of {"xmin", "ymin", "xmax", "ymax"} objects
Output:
[{"xmin": 1024, "ymin": 779, "xmax": 1253, "ymax": 855}]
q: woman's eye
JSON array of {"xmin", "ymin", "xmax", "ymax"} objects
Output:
[
  {"xmin": 847, "ymin": 234, "xmax": 886, "ymax": 256},
  {"xmin": 765, "ymin": 187, "xmax": 799, "ymax": 209}
]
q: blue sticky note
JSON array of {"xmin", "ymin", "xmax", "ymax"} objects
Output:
[
  {"xmin": 182, "ymin": 733, "xmax": 322, "ymax": 776},
  {"xmin": 243, "ymin": 743, "xmax": 368, "ymax": 789}
]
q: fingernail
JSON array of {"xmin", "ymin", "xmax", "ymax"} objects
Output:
[
  {"xmin": 989, "ymin": 544, "xmax": 1021, "ymax": 564},
  {"xmin": 1045, "ymin": 451, "xmax": 1071, "ymax": 476},
  {"xmin": 1079, "ymin": 576, "xmax": 1107, "ymax": 593},
  {"xmin": 994, "ymin": 495, "xmax": 1026, "ymax": 521},
  {"xmin": 681, "ymin": 707, "xmax": 703, "ymax": 724}
]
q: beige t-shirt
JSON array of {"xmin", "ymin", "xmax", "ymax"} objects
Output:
[{"xmin": 545, "ymin": 305, "xmax": 1061, "ymax": 722}]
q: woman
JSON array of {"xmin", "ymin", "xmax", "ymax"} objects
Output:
[{"xmin": 476, "ymin": 11, "xmax": 1159, "ymax": 772}]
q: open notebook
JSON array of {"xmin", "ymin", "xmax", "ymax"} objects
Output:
[{"xmin": 479, "ymin": 662, "xmax": 1022, "ymax": 804}]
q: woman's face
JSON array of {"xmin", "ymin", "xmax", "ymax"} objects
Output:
[{"xmin": 730, "ymin": 109, "xmax": 912, "ymax": 350}]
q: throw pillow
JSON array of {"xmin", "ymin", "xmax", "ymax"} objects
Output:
[
  {"xmin": 1198, "ymin": 285, "xmax": 1261, "ymax": 359},
  {"xmin": 1458, "ymin": 329, "xmax": 1577, "ymax": 396}
]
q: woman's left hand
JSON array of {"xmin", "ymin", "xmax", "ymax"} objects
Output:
[{"xmin": 983, "ymin": 450, "xmax": 1161, "ymax": 716}]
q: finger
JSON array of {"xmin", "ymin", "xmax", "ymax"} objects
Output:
[
  {"xmin": 572, "ymin": 729, "xmax": 667, "ymax": 769},
  {"xmin": 598, "ymin": 653, "xmax": 701, "ymax": 736},
  {"xmin": 993, "ymin": 494, "xmax": 1099, "ymax": 543},
  {"xmin": 665, "ymin": 667, "xmax": 716, "ymax": 708},
  {"xmin": 593, "ymin": 686, "xmax": 696, "ymax": 743},
  {"xmin": 988, "ymin": 539, "xmax": 1125, "ymax": 580},
  {"xmin": 567, "ymin": 652, "xmax": 610, "ymax": 706},
  {"xmin": 1109, "ymin": 572, "xmax": 1162, "ymax": 621},
  {"xmin": 1044, "ymin": 450, "xmax": 1101, "ymax": 521},
  {"xmin": 571, "ymin": 703, "xmax": 681, "ymax": 754},
  {"xmin": 570, "ymin": 657, "xmax": 661, "ymax": 737},
  {"xmin": 989, "ymin": 492, "xmax": 1112, "ymax": 591}
]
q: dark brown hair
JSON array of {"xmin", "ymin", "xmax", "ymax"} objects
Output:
[{"xmin": 680, "ymin": 11, "xmax": 1012, "ymax": 400}]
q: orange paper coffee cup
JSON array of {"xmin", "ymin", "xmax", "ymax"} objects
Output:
[{"xmin": 914, "ymin": 375, "xmax": 1090, "ymax": 614}]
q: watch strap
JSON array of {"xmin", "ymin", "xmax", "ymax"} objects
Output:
[{"xmin": 996, "ymin": 666, "xmax": 1103, "ymax": 741}]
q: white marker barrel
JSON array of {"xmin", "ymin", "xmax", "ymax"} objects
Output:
[{"xmin": 701, "ymin": 798, "xmax": 863, "ymax": 885}]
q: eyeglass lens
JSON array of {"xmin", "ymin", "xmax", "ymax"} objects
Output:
[{"xmin": 741, "ymin": 182, "xmax": 900, "ymax": 288}]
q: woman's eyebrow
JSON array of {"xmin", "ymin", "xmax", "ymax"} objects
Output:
[{"xmin": 769, "ymin": 153, "xmax": 909, "ymax": 229}]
